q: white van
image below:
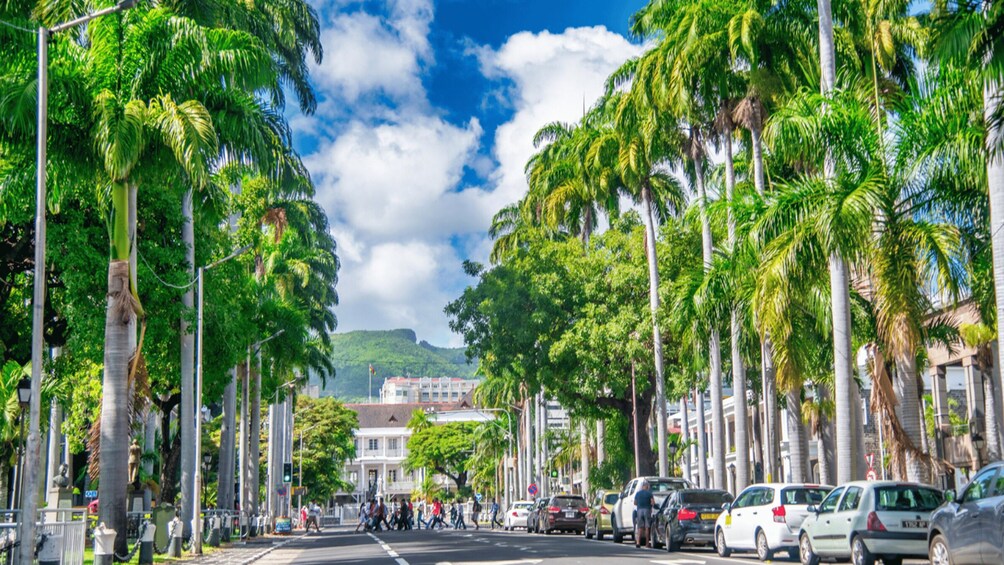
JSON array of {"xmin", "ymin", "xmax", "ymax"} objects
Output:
[{"xmin": 611, "ymin": 476, "xmax": 693, "ymax": 543}]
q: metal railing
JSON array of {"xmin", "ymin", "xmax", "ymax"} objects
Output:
[{"xmin": 0, "ymin": 509, "xmax": 87, "ymax": 565}]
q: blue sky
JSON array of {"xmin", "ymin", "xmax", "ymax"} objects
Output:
[{"xmin": 298, "ymin": 0, "xmax": 646, "ymax": 346}]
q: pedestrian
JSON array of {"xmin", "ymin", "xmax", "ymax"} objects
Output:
[
  {"xmin": 355, "ymin": 500, "xmax": 368, "ymax": 533},
  {"xmin": 471, "ymin": 497, "xmax": 482, "ymax": 530},
  {"xmin": 379, "ymin": 497, "xmax": 391, "ymax": 530},
  {"xmin": 416, "ymin": 500, "xmax": 425, "ymax": 530},
  {"xmin": 633, "ymin": 481, "xmax": 655, "ymax": 548},
  {"xmin": 489, "ymin": 499, "xmax": 502, "ymax": 529},
  {"xmin": 432, "ymin": 498, "xmax": 444, "ymax": 529},
  {"xmin": 300, "ymin": 505, "xmax": 308, "ymax": 530},
  {"xmin": 369, "ymin": 498, "xmax": 383, "ymax": 531},
  {"xmin": 455, "ymin": 500, "xmax": 467, "ymax": 530},
  {"xmin": 407, "ymin": 499, "xmax": 414, "ymax": 530},
  {"xmin": 307, "ymin": 500, "xmax": 321, "ymax": 532}
]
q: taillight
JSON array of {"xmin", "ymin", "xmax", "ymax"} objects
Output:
[
  {"xmin": 772, "ymin": 505, "xmax": 786, "ymax": 523},
  {"xmin": 512, "ymin": 511, "xmax": 518, "ymax": 517},
  {"xmin": 599, "ymin": 507, "xmax": 610, "ymax": 515},
  {"xmin": 579, "ymin": 507, "xmax": 589, "ymax": 513},
  {"xmin": 678, "ymin": 508, "xmax": 697, "ymax": 521},
  {"xmin": 866, "ymin": 512, "xmax": 886, "ymax": 531},
  {"xmin": 548, "ymin": 506, "xmax": 560, "ymax": 513}
]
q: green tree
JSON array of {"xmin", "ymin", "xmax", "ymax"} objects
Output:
[
  {"xmin": 292, "ymin": 396, "xmax": 357, "ymax": 501},
  {"xmin": 403, "ymin": 421, "xmax": 478, "ymax": 491}
]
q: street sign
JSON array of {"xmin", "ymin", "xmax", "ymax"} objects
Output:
[
  {"xmin": 866, "ymin": 468, "xmax": 878, "ymax": 481},
  {"xmin": 866, "ymin": 453, "xmax": 875, "ymax": 468},
  {"xmin": 475, "ymin": 492, "xmax": 482, "ymax": 502},
  {"xmin": 293, "ymin": 486, "xmax": 308, "ymax": 497},
  {"xmin": 277, "ymin": 486, "xmax": 288, "ymax": 496},
  {"xmin": 84, "ymin": 490, "xmax": 97, "ymax": 499},
  {"xmin": 527, "ymin": 483, "xmax": 538, "ymax": 496}
]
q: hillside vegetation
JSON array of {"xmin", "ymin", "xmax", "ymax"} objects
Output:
[{"xmin": 312, "ymin": 329, "xmax": 478, "ymax": 401}]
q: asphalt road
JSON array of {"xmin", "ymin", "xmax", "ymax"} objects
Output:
[{"xmin": 253, "ymin": 526, "xmax": 850, "ymax": 565}]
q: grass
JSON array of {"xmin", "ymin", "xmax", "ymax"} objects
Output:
[{"xmin": 82, "ymin": 543, "xmax": 224, "ymax": 565}]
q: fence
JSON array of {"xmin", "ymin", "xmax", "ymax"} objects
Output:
[{"xmin": 0, "ymin": 509, "xmax": 87, "ymax": 565}]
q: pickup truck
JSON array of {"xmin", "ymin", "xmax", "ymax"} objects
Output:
[{"xmin": 611, "ymin": 476, "xmax": 693, "ymax": 543}]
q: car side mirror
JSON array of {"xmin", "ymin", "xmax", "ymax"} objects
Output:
[
  {"xmin": 944, "ymin": 489, "xmax": 956, "ymax": 502},
  {"xmin": 721, "ymin": 502, "xmax": 731, "ymax": 512},
  {"xmin": 620, "ymin": 492, "xmax": 627, "ymax": 500},
  {"xmin": 806, "ymin": 505, "xmax": 817, "ymax": 514}
]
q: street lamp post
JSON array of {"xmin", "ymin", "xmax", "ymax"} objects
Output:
[
  {"xmin": 23, "ymin": 6, "xmax": 138, "ymax": 560},
  {"xmin": 202, "ymin": 454, "xmax": 212, "ymax": 507},
  {"xmin": 193, "ymin": 244, "xmax": 251, "ymax": 554},
  {"xmin": 667, "ymin": 440, "xmax": 678, "ymax": 477},
  {"xmin": 13, "ymin": 378, "xmax": 31, "ymax": 511}
]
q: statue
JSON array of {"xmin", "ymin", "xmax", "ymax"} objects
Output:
[
  {"xmin": 128, "ymin": 439, "xmax": 142, "ymax": 485},
  {"xmin": 53, "ymin": 463, "xmax": 70, "ymax": 488}
]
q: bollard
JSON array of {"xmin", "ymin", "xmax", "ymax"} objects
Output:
[
  {"xmin": 38, "ymin": 533, "xmax": 63, "ymax": 565},
  {"xmin": 207, "ymin": 515, "xmax": 221, "ymax": 547},
  {"xmin": 139, "ymin": 521, "xmax": 156, "ymax": 565},
  {"xmin": 167, "ymin": 516, "xmax": 183, "ymax": 558},
  {"xmin": 93, "ymin": 523, "xmax": 117, "ymax": 565}
]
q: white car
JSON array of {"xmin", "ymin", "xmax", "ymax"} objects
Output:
[
  {"xmin": 611, "ymin": 476, "xmax": 693, "ymax": 543},
  {"xmin": 798, "ymin": 481, "xmax": 942, "ymax": 565},
  {"xmin": 715, "ymin": 483, "xmax": 832, "ymax": 561},
  {"xmin": 504, "ymin": 500, "xmax": 534, "ymax": 530}
]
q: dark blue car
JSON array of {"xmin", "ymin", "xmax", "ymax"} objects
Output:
[
  {"xmin": 653, "ymin": 489, "xmax": 734, "ymax": 551},
  {"xmin": 928, "ymin": 461, "xmax": 1004, "ymax": 565}
]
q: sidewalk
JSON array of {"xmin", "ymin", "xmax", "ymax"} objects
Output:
[{"xmin": 176, "ymin": 533, "xmax": 308, "ymax": 565}]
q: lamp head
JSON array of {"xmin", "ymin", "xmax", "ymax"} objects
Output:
[{"xmin": 17, "ymin": 377, "xmax": 31, "ymax": 406}]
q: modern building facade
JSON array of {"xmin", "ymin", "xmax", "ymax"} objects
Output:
[{"xmin": 378, "ymin": 376, "xmax": 480, "ymax": 404}]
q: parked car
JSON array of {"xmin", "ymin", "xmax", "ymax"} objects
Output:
[
  {"xmin": 715, "ymin": 483, "xmax": 832, "ymax": 561},
  {"xmin": 928, "ymin": 461, "xmax": 1004, "ymax": 565},
  {"xmin": 653, "ymin": 489, "xmax": 734, "ymax": 551},
  {"xmin": 585, "ymin": 490, "xmax": 619, "ymax": 540},
  {"xmin": 504, "ymin": 500, "xmax": 534, "ymax": 530},
  {"xmin": 526, "ymin": 499, "xmax": 548, "ymax": 533},
  {"xmin": 611, "ymin": 476, "xmax": 694, "ymax": 543},
  {"xmin": 798, "ymin": 481, "xmax": 942, "ymax": 565},
  {"xmin": 533, "ymin": 494, "xmax": 589, "ymax": 535}
]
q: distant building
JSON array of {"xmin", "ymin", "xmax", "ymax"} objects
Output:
[{"xmin": 379, "ymin": 376, "xmax": 480, "ymax": 404}]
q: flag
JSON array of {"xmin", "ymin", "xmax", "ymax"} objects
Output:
[{"xmin": 369, "ymin": 364, "xmax": 375, "ymax": 376}]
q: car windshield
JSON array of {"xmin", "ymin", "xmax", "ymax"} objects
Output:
[
  {"xmin": 680, "ymin": 491, "xmax": 734, "ymax": 505},
  {"xmin": 552, "ymin": 497, "xmax": 586, "ymax": 508},
  {"xmin": 513, "ymin": 503, "xmax": 531, "ymax": 510},
  {"xmin": 875, "ymin": 486, "xmax": 943, "ymax": 512},
  {"xmin": 603, "ymin": 493, "xmax": 619, "ymax": 505},
  {"xmin": 650, "ymin": 480, "xmax": 689, "ymax": 493},
  {"xmin": 780, "ymin": 488, "xmax": 829, "ymax": 505}
]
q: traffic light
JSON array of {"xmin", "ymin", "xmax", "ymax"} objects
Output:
[
  {"xmin": 550, "ymin": 469, "xmax": 558, "ymax": 478},
  {"xmin": 282, "ymin": 463, "xmax": 292, "ymax": 483}
]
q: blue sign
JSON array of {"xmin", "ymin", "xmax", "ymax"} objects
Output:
[
  {"xmin": 475, "ymin": 493, "xmax": 483, "ymax": 502},
  {"xmin": 527, "ymin": 483, "xmax": 538, "ymax": 496},
  {"xmin": 85, "ymin": 490, "xmax": 98, "ymax": 499},
  {"xmin": 274, "ymin": 517, "xmax": 292, "ymax": 534},
  {"xmin": 277, "ymin": 486, "xmax": 287, "ymax": 496}
]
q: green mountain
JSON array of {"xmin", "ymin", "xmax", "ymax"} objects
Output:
[{"xmin": 311, "ymin": 329, "xmax": 478, "ymax": 401}]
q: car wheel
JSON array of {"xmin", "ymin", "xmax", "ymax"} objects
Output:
[
  {"xmin": 883, "ymin": 559, "xmax": 902, "ymax": 565},
  {"xmin": 756, "ymin": 530, "xmax": 774, "ymax": 562},
  {"xmin": 851, "ymin": 535, "xmax": 876, "ymax": 565},
  {"xmin": 716, "ymin": 528, "xmax": 732, "ymax": 558},
  {"xmin": 597, "ymin": 529, "xmax": 605, "ymax": 541},
  {"xmin": 929, "ymin": 534, "xmax": 952, "ymax": 565},
  {"xmin": 666, "ymin": 525, "xmax": 679, "ymax": 552},
  {"xmin": 612, "ymin": 515, "xmax": 624, "ymax": 544},
  {"xmin": 799, "ymin": 533, "xmax": 820, "ymax": 565}
]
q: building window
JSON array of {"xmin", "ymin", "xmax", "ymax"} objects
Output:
[
  {"xmin": 421, "ymin": 392, "xmax": 430, "ymax": 401},
  {"xmin": 388, "ymin": 470, "xmax": 397, "ymax": 483},
  {"xmin": 389, "ymin": 438, "xmax": 399, "ymax": 451},
  {"xmin": 452, "ymin": 391, "xmax": 459, "ymax": 399},
  {"xmin": 350, "ymin": 471, "xmax": 358, "ymax": 483},
  {"xmin": 368, "ymin": 439, "xmax": 379, "ymax": 451}
]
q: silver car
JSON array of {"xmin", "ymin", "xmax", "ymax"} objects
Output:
[{"xmin": 799, "ymin": 481, "xmax": 942, "ymax": 565}]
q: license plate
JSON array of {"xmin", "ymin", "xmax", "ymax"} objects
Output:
[
  {"xmin": 565, "ymin": 511, "xmax": 576, "ymax": 518},
  {"xmin": 701, "ymin": 513, "xmax": 719, "ymax": 520},
  {"xmin": 902, "ymin": 520, "xmax": 927, "ymax": 528}
]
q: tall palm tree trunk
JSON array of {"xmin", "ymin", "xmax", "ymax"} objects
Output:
[
  {"xmin": 180, "ymin": 189, "xmax": 196, "ymax": 534},
  {"xmin": 695, "ymin": 159, "xmax": 726, "ymax": 490},
  {"xmin": 986, "ymin": 76, "xmax": 1004, "ymax": 466},
  {"xmin": 250, "ymin": 355, "xmax": 262, "ymax": 514},
  {"xmin": 725, "ymin": 132, "xmax": 750, "ymax": 492},
  {"xmin": 579, "ymin": 421, "xmax": 589, "ymax": 496},
  {"xmin": 99, "ymin": 182, "xmax": 135, "ymax": 558},
  {"xmin": 695, "ymin": 388, "xmax": 709, "ymax": 487},
  {"xmin": 818, "ymin": 0, "xmax": 855, "ymax": 486},
  {"xmin": 895, "ymin": 357, "xmax": 924, "ymax": 481},
  {"xmin": 786, "ymin": 388, "xmax": 807, "ymax": 482},
  {"xmin": 984, "ymin": 363, "xmax": 1003, "ymax": 460},
  {"xmin": 218, "ymin": 368, "xmax": 237, "ymax": 510},
  {"xmin": 818, "ymin": 385, "xmax": 835, "ymax": 485},
  {"xmin": 680, "ymin": 397, "xmax": 692, "ymax": 480},
  {"xmin": 641, "ymin": 184, "xmax": 669, "ymax": 476},
  {"xmin": 596, "ymin": 421, "xmax": 605, "ymax": 466}
]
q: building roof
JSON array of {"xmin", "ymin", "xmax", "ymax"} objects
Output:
[
  {"xmin": 346, "ymin": 397, "xmax": 475, "ymax": 428},
  {"xmin": 383, "ymin": 376, "xmax": 474, "ymax": 384}
]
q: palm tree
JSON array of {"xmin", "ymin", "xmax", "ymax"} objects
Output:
[{"xmin": 589, "ymin": 88, "xmax": 686, "ymax": 476}]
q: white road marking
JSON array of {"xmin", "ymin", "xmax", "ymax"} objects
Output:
[
  {"xmin": 367, "ymin": 532, "xmax": 410, "ymax": 565},
  {"xmin": 649, "ymin": 560, "xmax": 707, "ymax": 564},
  {"xmin": 436, "ymin": 561, "xmax": 543, "ymax": 565}
]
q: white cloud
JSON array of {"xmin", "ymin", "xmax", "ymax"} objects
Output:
[
  {"xmin": 300, "ymin": 6, "xmax": 642, "ymax": 345},
  {"xmin": 310, "ymin": 0, "xmax": 433, "ymax": 105}
]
